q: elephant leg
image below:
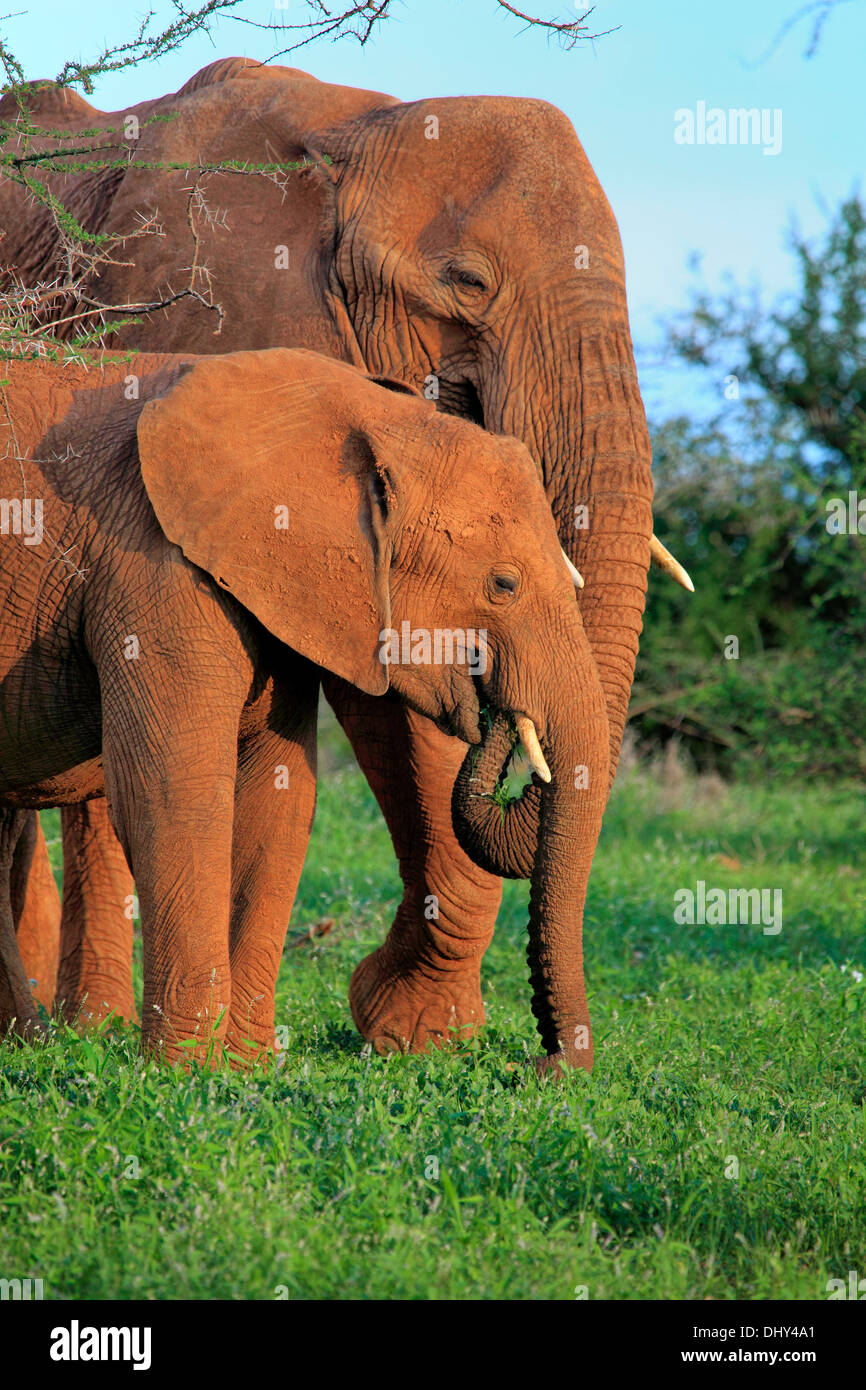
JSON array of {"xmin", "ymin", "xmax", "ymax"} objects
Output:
[
  {"xmin": 55, "ymin": 800, "xmax": 137, "ymax": 1026},
  {"xmin": 322, "ymin": 674, "xmax": 503, "ymax": 1054},
  {"xmin": 0, "ymin": 809, "xmax": 46, "ymax": 1037},
  {"xmin": 11, "ymin": 813, "xmax": 60, "ymax": 1010},
  {"xmin": 226, "ymin": 671, "xmax": 319, "ymax": 1065},
  {"xmin": 101, "ymin": 676, "xmax": 247, "ymax": 1065}
]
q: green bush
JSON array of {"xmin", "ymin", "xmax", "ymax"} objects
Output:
[{"xmin": 636, "ymin": 197, "xmax": 866, "ymax": 779}]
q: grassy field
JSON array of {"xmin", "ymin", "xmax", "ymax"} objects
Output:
[{"xmin": 1, "ymin": 726, "xmax": 864, "ymax": 1301}]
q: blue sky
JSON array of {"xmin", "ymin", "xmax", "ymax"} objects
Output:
[{"xmin": 4, "ymin": 0, "xmax": 863, "ymax": 419}]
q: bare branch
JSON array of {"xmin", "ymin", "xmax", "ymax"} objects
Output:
[
  {"xmin": 230, "ymin": 0, "xmax": 616, "ymax": 57},
  {"xmin": 494, "ymin": 3, "xmax": 618, "ymax": 48},
  {"xmin": 230, "ymin": 1, "xmax": 394, "ymax": 56}
]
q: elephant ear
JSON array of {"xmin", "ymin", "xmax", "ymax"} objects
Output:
[{"xmin": 136, "ymin": 348, "xmax": 405, "ymax": 696}]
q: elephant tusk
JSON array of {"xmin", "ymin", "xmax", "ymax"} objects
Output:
[
  {"xmin": 561, "ymin": 549, "xmax": 584, "ymax": 589},
  {"xmin": 515, "ymin": 714, "xmax": 552, "ymax": 784},
  {"xmin": 650, "ymin": 533, "xmax": 694, "ymax": 592}
]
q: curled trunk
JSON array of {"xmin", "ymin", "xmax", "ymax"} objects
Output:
[{"xmin": 451, "ymin": 712, "xmax": 541, "ymax": 880}]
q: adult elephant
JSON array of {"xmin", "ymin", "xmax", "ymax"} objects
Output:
[{"xmin": 0, "ymin": 58, "xmax": 687, "ymax": 1065}]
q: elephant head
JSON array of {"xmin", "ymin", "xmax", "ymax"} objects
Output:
[{"xmin": 136, "ymin": 347, "xmax": 609, "ymax": 1070}]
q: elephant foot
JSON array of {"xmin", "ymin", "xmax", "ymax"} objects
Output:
[
  {"xmin": 349, "ymin": 946, "xmax": 485, "ymax": 1054},
  {"xmin": 532, "ymin": 1049, "xmax": 593, "ymax": 1079}
]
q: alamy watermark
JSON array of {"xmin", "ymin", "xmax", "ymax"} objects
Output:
[
  {"xmin": 674, "ymin": 880, "xmax": 783, "ymax": 935},
  {"xmin": 49, "ymin": 1321, "xmax": 151, "ymax": 1371},
  {"xmin": 826, "ymin": 491, "xmax": 866, "ymax": 533},
  {"xmin": 674, "ymin": 102, "xmax": 782, "ymax": 156},
  {"xmin": 0, "ymin": 497, "xmax": 43, "ymax": 545},
  {"xmin": 826, "ymin": 1269, "xmax": 866, "ymax": 1299},
  {"xmin": 378, "ymin": 622, "xmax": 488, "ymax": 675},
  {"xmin": 0, "ymin": 1276, "xmax": 43, "ymax": 1299}
]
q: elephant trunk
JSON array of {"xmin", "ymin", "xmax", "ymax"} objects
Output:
[
  {"xmin": 525, "ymin": 676, "xmax": 608, "ymax": 1070},
  {"xmin": 561, "ymin": 329, "xmax": 653, "ymax": 785},
  {"xmin": 452, "ymin": 609, "xmax": 609, "ymax": 1069},
  {"xmin": 484, "ymin": 324, "xmax": 653, "ymax": 788}
]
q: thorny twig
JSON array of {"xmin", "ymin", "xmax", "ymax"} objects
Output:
[
  {"xmin": 494, "ymin": 3, "xmax": 618, "ymax": 48},
  {"xmin": 1, "ymin": 2, "xmax": 245, "ymax": 96},
  {"xmin": 0, "ymin": 3, "xmax": 321, "ymax": 353},
  {"xmin": 0, "ymin": 152, "xmax": 323, "ymax": 351}
]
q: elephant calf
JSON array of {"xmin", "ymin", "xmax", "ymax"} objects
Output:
[{"xmin": 0, "ymin": 347, "xmax": 609, "ymax": 1070}]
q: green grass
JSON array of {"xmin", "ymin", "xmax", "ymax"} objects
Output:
[{"xmin": 1, "ymin": 729, "xmax": 864, "ymax": 1300}]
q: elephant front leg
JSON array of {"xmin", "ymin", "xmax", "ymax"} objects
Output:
[
  {"xmin": 102, "ymin": 695, "xmax": 245, "ymax": 1066},
  {"xmin": 322, "ymin": 675, "xmax": 502, "ymax": 1055},
  {"xmin": 105, "ymin": 780, "xmax": 237, "ymax": 1064},
  {"xmin": 226, "ymin": 672, "xmax": 319, "ymax": 1065},
  {"xmin": 55, "ymin": 799, "xmax": 137, "ymax": 1026}
]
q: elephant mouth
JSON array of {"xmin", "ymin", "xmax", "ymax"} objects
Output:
[
  {"xmin": 441, "ymin": 688, "xmax": 549, "ymax": 790},
  {"xmin": 434, "ymin": 681, "xmax": 482, "ymax": 744}
]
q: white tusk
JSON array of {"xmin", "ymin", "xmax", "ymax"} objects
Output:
[
  {"xmin": 561, "ymin": 549, "xmax": 584, "ymax": 589},
  {"xmin": 650, "ymin": 533, "xmax": 694, "ymax": 592},
  {"xmin": 515, "ymin": 714, "xmax": 552, "ymax": 784}
]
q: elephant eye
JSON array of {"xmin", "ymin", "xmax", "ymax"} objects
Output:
[
  {"xmin": 448, "ymin": 265, "xmax": 488, "ymax": 293},
  {"xmin": 488, "ymin": 571, "xmax": 520, "ymax": 599}
]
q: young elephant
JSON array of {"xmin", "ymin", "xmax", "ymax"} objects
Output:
[{"xmin": 0, "ymin": 347, "xmax": 609, "ymax": 1069}]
